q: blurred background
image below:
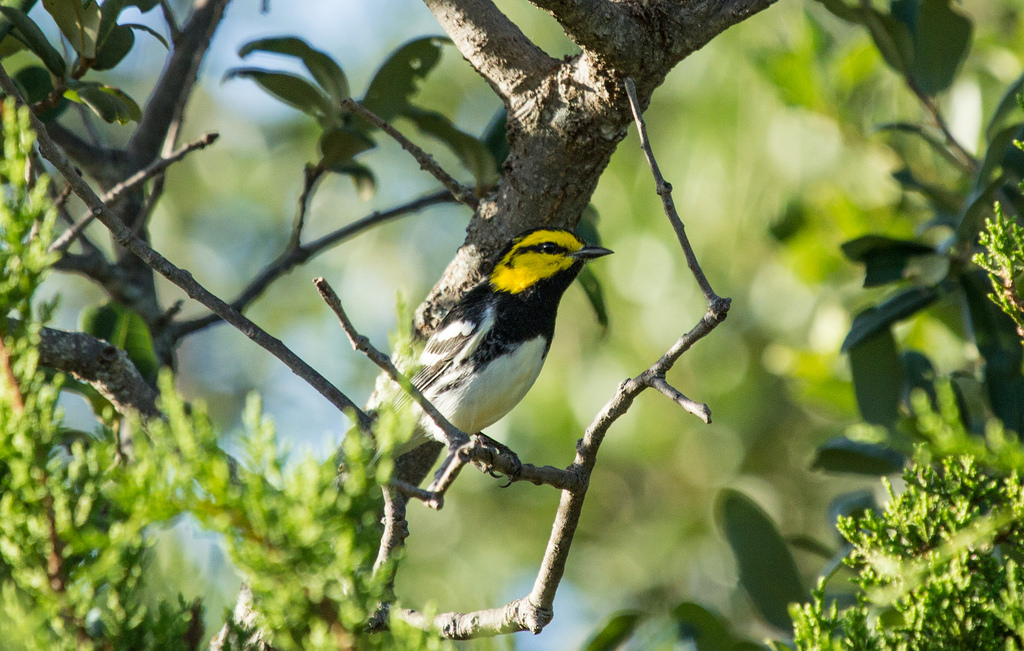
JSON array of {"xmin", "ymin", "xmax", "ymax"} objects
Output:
[{"xmin": 32, "ymin": 0, "xmax": 1024, "ymax": 647}]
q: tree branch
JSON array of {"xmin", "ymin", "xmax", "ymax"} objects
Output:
[
  {"xmin": 0, "ymin": 63, "xmax": 372, "ymax": 431},
  {"xmin": 341, "ymin": 99, "xmax": 479, "ymax": 208},
  {"xmin": 171, "ymin": 189, "xmax": 454, "ymax": 339},
  {"xmin": 33, "ymin": 323, "xmax": 161, "ymax": 420},
  {"xmin": 50, "ymin": 132, "xmax": 219, "ymax": 254},
  {"xmin": 313, "ymin": 277, "xmax": 469, "ymax": 449},
  {"xmin": 127, "ymin": 0, "xmax": 232, "ymax": 167},
  {"xmin": 421, "ymin": 0, "xmax": 558, "ymax": 100}
]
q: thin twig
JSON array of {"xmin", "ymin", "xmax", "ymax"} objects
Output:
[
  {"xmin": 171, "ymin": 189, "xmax": 454, "ymax": 339},
  {"xmin": 341, "ymin": 98, "xmax": 479, "ymax": 208},
  {"xmin": 50, "ymin": 132, "xmax": 218, "ymax": 253},
  {"xmin": 313, "ymin": 277, "xmax": 469, "ymax": 449},
  {"xmin": 624, "ymin": 78, "xmax": 726, "ymax": 310},
  {"xmin": 0, "ymin": 62, "xmax": 372, "ymax": 431}
]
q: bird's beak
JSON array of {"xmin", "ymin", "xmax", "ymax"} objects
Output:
[{"xmin": 571, "ymin": 245, "xmax": 613, "ymax": 260}]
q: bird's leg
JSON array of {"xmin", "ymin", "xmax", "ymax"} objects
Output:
[{"xmin": 472, "ymin": 433, "xmax": 523, "ymax": 486}]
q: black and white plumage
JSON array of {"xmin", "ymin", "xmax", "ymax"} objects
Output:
[{"xmin": 401, "ymin": 228, "xmax": 612, "ymax": 448}]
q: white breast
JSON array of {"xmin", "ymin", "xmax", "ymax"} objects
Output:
[{"xmin": 429, "ymin": 336, "xmax": 548, "ymax": 435}]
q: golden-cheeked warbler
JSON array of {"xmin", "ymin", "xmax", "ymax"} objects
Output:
[{"xmin": 405, "ymin": 227, "xmax": 612, "ymax": 447}]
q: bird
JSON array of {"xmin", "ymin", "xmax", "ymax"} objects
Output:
[{"xmin": 397, "ymin": 227, "xmax": 612, "ymax": 452}]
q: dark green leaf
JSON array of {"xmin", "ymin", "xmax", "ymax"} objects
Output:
[
  {"xmin": 223, "ymin": 67, "xmax": 333, "ymax": 118},
  {"xmin": 901, "ymin": 350, "xmax": 937, "ymax": 406},
  {"xmin": 956, "ymin": 174, "xmax": 1005, "ymax": 244},
  {"xmin": 848, "ymin": 328, "xmax": 903, "ymax": 427},
  {"xmin": 985, "ymin": 70, "xmax": 1024, "ymax": 141},
  {"xmin": 841, "ymin": 234, "xmax": 935, "ymax": 287},
  {"xmin": 810, "ymin": 0, "xmax": 860, "ymax": 24},
  {"xmin": 336, "ymin": 162, "xmax": 376, "ymax": 201},
  {"xmin": 93, "ymin": 23, "xmax": 133, "ymax": 70},
  {"xmin": 888, "ymin": 166, "xmax": 961, "ymax": 213},
  {"xmin": 862, "ymin": 8, "xmax": 913, "ymax": 75},
  {"xmin": 961, "ymin": 271, "xmax": 1024, "ymax": 434},
  {"xmin": 716, "ymin": 489, "xmax": 806, "ymax": 630},
  {"xmin": 13, "ymin": 64, "xmax": 52, "ymax": 103},
  {"xmin": 80, "ymin": 302, "xmax": 159, "ymax": 382},
  {"xmin": 238, "ymin": 36, "xmax": 348, "ymax": 103},
  {"xmin": 0, "ymin": 0, "xmax": 39, "ymax": 42},
  {"xmin": 66, "ymin": 82, "xmax": 139, "ymax": 124},
  {"xmin": 123, "ymin": 23, "xmax": 167, "ymax": 49},
  {"xmin": 362, "ymin": 36, "xmax": 448, "ymax": 121},
  {"xmin": 875, "ymin": 122, "xmax": 965, "ymax": 171},
  {"xmin": 577, "ymin": 266, "xmax": 608, "ymax": 329},
  {"xmin": 974, "ymin": 123, "xmax": 1024, "ymax": 191},
  {"xmin": 812, "ymin": 437, "xmax": 905, "ymax": 474},
  {"xmin": 126, "ymin": 0, "xmax": 158, "ymax": 11},
  {"xmin": 786, "ymin": 535, "xmax": 835, "ymax": 560},
  {"xmin": 909, "ymin": 0, "xmax": 972, "ymax": 96},
  {"xmin": 318, "ymin": 127, "xmax": 375, "ymax": 169},
  {"xmin": 481, "ymin": 108, "xmax": 508, "ymax": 172},
  {"xmin": 842, "ymin": 285, "xmax": 941, "ymax": 351},
  {"xmin": 0, "ymin": 6, "xmax": 65, "ymax": 75},
  {"xmin": 576, "ymin": 204, "xmax": 602, "ymax": 245},
  {"xmin": 401, "ymin": 105, "xmax": 497, "ymax": 187},
  {"xmin": 671, "ymin": 602, "xmax": 734, "ymax": 651},
  {"xmin": 96, "ymin": 0, "xmax": 125, "ymax": 49},
  {"xmin": 583, "ymin": 611, "xmax": 641, "ymax": 651}
]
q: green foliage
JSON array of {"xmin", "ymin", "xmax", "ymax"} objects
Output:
[
  {"xmin": 0, "ymin": 0, "xmax": 162, "ymax": 123},
  {"xmin": 974, "ymin": 203, "xmax": 1024, "ymax": 340},
  {"xmin": 790, "ymin": 389, "xmax": 1024, "ymax": 649},
  {"xmin": 0, "ymin": 104, "xmax": 441, "ymax": 649},
  {"xmin": 226, "ymin": 35, "xmax": 499, "ymax": 197}
]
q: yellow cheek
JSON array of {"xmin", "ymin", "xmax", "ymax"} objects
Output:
[{"xmin": 491, "ymin": 254, "xmax": 574, "ymax": 293}]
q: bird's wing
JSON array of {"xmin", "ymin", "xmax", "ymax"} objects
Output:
[{"xmin": 411, "ymin": 286, "xmax": 494, "ymax": 394}]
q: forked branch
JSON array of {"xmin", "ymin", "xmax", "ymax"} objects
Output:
[{"xmin": 387, "ymin": 76, "xmax": 731, "ymax": 639}]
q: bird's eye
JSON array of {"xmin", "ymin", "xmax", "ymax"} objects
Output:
[{"xmin": 538, "ymin": 242, "xmax": 559, "ymax": 254}]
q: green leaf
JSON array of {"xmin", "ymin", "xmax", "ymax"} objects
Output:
[
  {"xmin": 812, "ymin": 437, "xmax": 905, "ymax": 474},
  {"xmin": 577, "ymin": 266, "xmax": 608, "ymax": 329},
  {"xmin": 123, "ymin": 22, "xmax": 166, "ymax": 49},
  {"xmin": 841, "ymin": 234, "xmax": 935, "ymax": 288},
  {"xmin": 338, "ymin": 162, "xmax": 376, "ymax": 201},
  {"xmin": 848, "ymin": 328, "xmax": 904, "ymax": 427},
  {"xmin": 961, "ymin": 271, "xmax": 1024, "ymax": 434},
  {"xmin": 362, "ymin": 36, "xmax": 448, "ymax": 121},
  {"xmin": 318, "ymin": 127, "xmax": 375, "ymax": 170},
  {"xmin": 42, "ymin": 0, "xmax": 100, "ymax": 58},
  {"xmin": 65, "ymin": 82, "xmax": 139, "ymax": 123},
  {"xmin": 92, "ymin": 22, "xmax": 132, "ymax": 70},
  {"xmin": 842, "ymin": 285, "xmax": 941, "ymax": 351},
  {"xmin": 0, "ymin": 6, "xmax": 65, "ymax": 75},
  {"xmin": 80, "ymin": 302, "xmax": 159, "ymax": 382},
  {"xmin": 810, "ymin": 0, "xmax": 860, "ymax": 24},
  {"xmin": 583, "ymin": 611, "xmax": 641, "ymax": 651},
  {"xmin": 716, "ymin": 489, "xmax": 806, "ymax": 630},
  {"xmin": 223, "ymin": 67, "xmax": 333, "ymax": 119},
  {"xmin": 400, "ymin": 105, "xmax": 497, "ymax": 187},
  {"xmin": 862, "ymin": 7, "xmax": 914, "ymax": 75},
  {"xmin": 671, "ymin": 602, "xmax": 735, "ymax": 651},
  {"xmin": 239, "ymin": 36, "xmax": 349, "ymax": 104},
  {"xmin": 481, "ymin": 108, "xmax": 509, "ymax": 172},
  {"xmin": 13, "ymin": 64, "xmax": 52, "ymax": 103},
  {"xmin": 96, "ymin": 0, "xmax": 125, "ymax": 49},
  {"xmin": 908, "ymin": 0, "xmax": 972, "ymax": 96},
  {"xmin": 985, "ymin": 70, "xmax": 1024, "ymax": 141}
]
